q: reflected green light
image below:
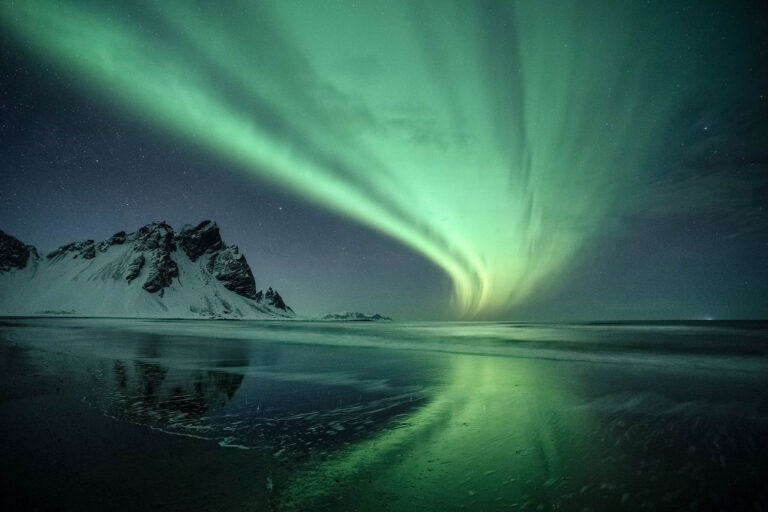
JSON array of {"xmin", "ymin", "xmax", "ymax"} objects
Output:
[
  {"xmin": 1, "ymin": 1, "xmax": 689, "ymax": 315},
  {"xmin": 280, "ymin": 354, "xmax": 588, "ymax": 510}
]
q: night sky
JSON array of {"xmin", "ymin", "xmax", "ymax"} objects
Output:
[{"xmin": 1, "ymin": 0, "xmax": 767, "ymax": 320}]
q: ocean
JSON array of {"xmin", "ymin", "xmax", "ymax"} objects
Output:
[{"xmin": 1, "ymin": 318, "xmax": 766, "ymax": 511}]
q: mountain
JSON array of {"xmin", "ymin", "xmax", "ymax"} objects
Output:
[
  {"xmin": 319, "ymin": 312, "xmax": 392, "ymax": 322},
  {"xmin": 0, "ymin": 221, "xmax": 294, "ymax": 319}
]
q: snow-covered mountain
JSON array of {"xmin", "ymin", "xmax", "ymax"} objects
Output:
[{"xmin": 0, "ymin": 221, "xmax": 294, "ymax": 319}]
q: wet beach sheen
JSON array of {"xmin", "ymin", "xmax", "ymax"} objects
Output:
[{"xmin": 1, "ymin": 318, "xmax": 767, "ymax": 511}]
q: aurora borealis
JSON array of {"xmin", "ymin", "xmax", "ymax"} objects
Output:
[
  {"xmin": 2, "ymin": 4, "xmax": 768, "ymax": 508},
  {"xmin": 1, "ymin": 0, "xmax": 767, "ymax": 318}
]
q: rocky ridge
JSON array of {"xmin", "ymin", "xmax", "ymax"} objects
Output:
[
  {"xmin": 0, "ymin": 221, "xmax": 293, "ymax": 318},
  {"xmin": 0, "ymin": 230, "xmax": 38, "ymax": 271}
]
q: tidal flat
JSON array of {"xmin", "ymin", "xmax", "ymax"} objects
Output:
[{"xmin": 1, "ymin": 318, "xmax": 766, "ymax": 511}]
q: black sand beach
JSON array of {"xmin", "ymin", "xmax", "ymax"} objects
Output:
[{"xmin": 1, "ymin": 318, "xmax": 767, "ymax": 511}]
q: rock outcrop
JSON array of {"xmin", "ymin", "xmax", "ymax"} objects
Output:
[
  {"xmin": 0, "ymin": 230, "xmax": 36, "ymax": 271},
  {"xmin": 133, "ymin": 222, "xmax": 179, "ymax": 295},
  {"xmin": 97, "ymin": 231, "xmax": 126, "ymax": 252},
  {"xmin": 177, "ymin": 221, "xmax": 224, "ymax": 261},
  {"xmin": 265, "ymin": 287, "xmax": 289, "ymax": 311},
  {"xmin": 207, "ymin": 246, "xmax": 259, "ymax": 301},
  {"xmin": 47, "ymin": 240, "xmax": 96, "ymax": 261}
]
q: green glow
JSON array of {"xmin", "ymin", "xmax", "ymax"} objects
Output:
[
  {"xmin": 279, "ymin": 354, "xmax": 588, "ymax": 510},
  {"xmin": 1, "ymin": 1, "xmax": 689, "ymax": 315}
]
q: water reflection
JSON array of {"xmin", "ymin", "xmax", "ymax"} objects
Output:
[
  {"xmin": 277, "ymin": 343, "xmax": 768, "ymax": 512},
  {"xmin": 280, "ymin": 354, "xmax": 590, "ymax": 510},
  {"xmin": 97, "ymin": 358, "xmax": 245, "ymax": 425},
  {"xmin": 1, "ymin": 318, "xmax": 766, "ymax": 511},
  {"xmin": 72, "ymin": 324, "xmax": 433, "ymax": 454},
  {"xmin": 86, "ymin": 339, "xmax": 249, "ymax": 445}
]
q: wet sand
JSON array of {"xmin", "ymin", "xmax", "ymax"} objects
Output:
[
  {"xmin": 0, "ymin": 339, "xmax": 274, "ymax": 512},
  {"xmin": 1, "ymin": 318, "xmax": 767, "ymax": 511}
]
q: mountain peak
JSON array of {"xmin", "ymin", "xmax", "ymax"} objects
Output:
[
  {"xmin": 177, "ymin": 220, "xmax": 223, "ymax": 262},
  {"xmin": 0, "ymin": 221, "xmax": 294, "ymax": 319},
  {"xmin": 264, "ymin": 287, "xmax": 289, "ymax": 311},
  {"xmin": 133, "ymin": 221, "xmax": 176, "ymax": 252}
]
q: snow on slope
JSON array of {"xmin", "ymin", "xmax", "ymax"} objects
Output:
[{"xmin": 0, "ymin": 222, "xmax": 294, "ymax": 319}]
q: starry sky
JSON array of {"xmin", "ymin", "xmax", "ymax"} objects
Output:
[{"xmin": 1, "ymin": 0, "xmax": 767, "ymax": 320}]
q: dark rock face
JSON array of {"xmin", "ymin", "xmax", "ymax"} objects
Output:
[
  {"xmin": 133, "ymin": 222, "xmax": 176, "ymax": 252},
  {"xmin": 131, "ymin": 222, "xmax": 179, "ymax": 294},
  {"xmin": 207, "ymin": 246, "xmax": 259, "ymax": 300},
  {"xmin": 142, "ymin": 252, "xmax": 178, "ymax": 294},
  {"xmin": 0, "ymin": 230, "xmax": 34, "ymax": 271},
  {"xmin": 177, "ymin": 221, "xmax": 224, "ymax": 261},
  {"xmin": 125, "ymin": 255, "xmax": 145, "ymax": 282},
  {"xmin": 264, "ymin": 287, "xmax": 290, "ymax": 311},
  {"xmin": 81, "ymin": 242, "xmax": 96, "ymax": 259},
  {"xmin": 130, "ymin": 221, "xmax": 291, "ymax": 310},
  {"xmin": 98, "ymin": 231, "xmax": 126, "ymax": 252},
  {"xmin": 111, "ymin": 231, "xmax": 127, "ymax": 244},
  {"xmin": 47, "ymin": 240, "xmax": 96, "ymax": 261}
]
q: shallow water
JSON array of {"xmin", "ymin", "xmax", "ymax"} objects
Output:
[{"xmin": 1, "ymin": 318, "xmax": 767, "ymax": 511}]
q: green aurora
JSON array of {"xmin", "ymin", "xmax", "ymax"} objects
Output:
[{"xmin": 1, "ymin": 1, "xmax": 703, "ymax": 316}]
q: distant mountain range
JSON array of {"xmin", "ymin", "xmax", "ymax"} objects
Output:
[
  {"xmin": 319, "ymin": 312, "xmax": 392, "ymax": 322},
  {"xmin": 0, "ymin": 221, "xmax": 293, "ymax": 319}
]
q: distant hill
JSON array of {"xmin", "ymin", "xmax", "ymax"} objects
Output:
[{"xmin": 319, "ymin": 312, "xmax": 392, "ymax": 322}]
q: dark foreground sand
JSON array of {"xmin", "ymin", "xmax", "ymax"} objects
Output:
[
  {"xmin": 2, "ymin": 318, "xmax": 767, "ymax": 512},
  {"xmin": 0, "ymin": 344, "xmax": 273, "ymax": 512}
]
